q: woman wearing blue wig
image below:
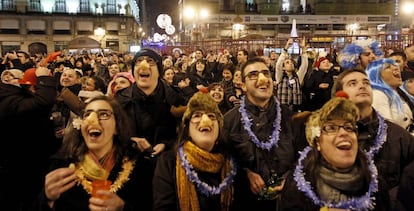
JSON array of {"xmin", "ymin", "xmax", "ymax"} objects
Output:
[{"xmin": 366, "ymin": 58, "xmax": 414, "ymax": 133}]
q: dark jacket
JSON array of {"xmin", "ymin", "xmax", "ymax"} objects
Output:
[
  {"xmin": 0, "ymin": 76, "xmax": 57, "ymax": 210},
  {"xmin": 115, "ymin": 79, "xmax": 186, "ymax": 149},
  {"xmin": 223, "ymin": 96, "xmax": 300, "ymax": 210},
  {"xmin": 153, "ymin": 150, "xmax": 229, "ymax": 211},
  {"xmin": 357, "ymin": 109, "xmax": 414, "ymax": 210},
  {"xmin": 302, "ymin": 68, "xmax": 341, "ymax": 111},
  {"xmin": 397, "ymin": 160, "xmax": 414, "ymax": 211},
  {"xmin": 358, "ymin": 110, "xmax": 414, "ymax": 190}
]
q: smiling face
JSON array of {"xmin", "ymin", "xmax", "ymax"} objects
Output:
[
  {"xmin": 163, "ymin": 68, "xmax": 175, "ymax": 84},
  {"xmin": 134, "ymin": 56, "xmax": 159, "ymax": 94},
  {"xmin": 242, "ymin": 62, "xmax": 274, "ymax": 108},
  {"xmin": 81, "ymin": 100, "xmax": 116, "ymax": 158},
  {"xmin": 189, "ymin": 111, "xmax": 219, "ymax": 152},
  {"xmin": 209, "ymin": 84, "xmax": 224, "ymax": 103},
  {"xmin": 108, "ymin": 64, "xmax": 121, "ymax": 78},
  {"xmin": 318, "ymin": 119, "xmax": 358, "ymax": 169},
  {"xmin": 60, "ymin": 68, "xmax": 80, "ymax": 87}
]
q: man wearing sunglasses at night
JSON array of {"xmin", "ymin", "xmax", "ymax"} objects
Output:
[{"xmin": 224, "ymin": 57, "xmax": 302, "ymax": 210}]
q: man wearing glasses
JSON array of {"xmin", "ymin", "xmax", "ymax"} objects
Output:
[{"xmin": 224, "ymin": 57, "xmax": 301, "ymax": 210}]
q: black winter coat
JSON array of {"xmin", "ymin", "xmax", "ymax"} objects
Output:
[
  {"xmin": 0, "ymin": 76, "xmax": 58, "ymax": 210},
  {"xmin": 223, "ymin": 96, "xmax": 302, "ymax": 210},
  {"xmin": 115, "ymin": 80, "xmax": 186, "ymax": 150}
]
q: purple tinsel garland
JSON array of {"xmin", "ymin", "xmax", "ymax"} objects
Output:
[
  {"xmin": 294, "ymin": 146, "xmax": 378, "ymax": 210},
  {"xmin": 178, "ymin": 144, "xmax": 237, "ymax": 197},
  {"xmin": 239, "ymin": 96, "xmax": 281, "ymax": 151}
]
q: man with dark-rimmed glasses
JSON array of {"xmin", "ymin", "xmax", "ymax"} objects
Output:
[{"xmin": 224, "ymin": 56, "xmax": 302, "ymax": 210}]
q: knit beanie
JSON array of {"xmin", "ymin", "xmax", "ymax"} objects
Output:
[
  {"xmin": 131, "ymin": 48, "xmax": 163, "ymax": 76},
  {"xmin": 305, "ymin": 91, "xmax": 359, "ymax": 146},
  {"xmin": 1, "ymin": 69, "xmax": 24, "ymax": 81},
  {"xmin": 113, "ymin": 72, "xmax": 135, "ymax": 84},
  {"xmin": 182, "ymin": 88, "xmax": 223, "ymax": 128},
  {"xmin": 314, "ymin": 57, "xmax": 330, "ymax": 69}
]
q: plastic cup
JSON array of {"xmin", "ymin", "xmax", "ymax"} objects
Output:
[{"xmin": 91, "ymin": 180, "xmax": 112, "ymax": 199}]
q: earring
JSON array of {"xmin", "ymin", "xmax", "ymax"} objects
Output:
[{"xmin": 316, "ymin": 143, "xmax": 321, "ymax": 151}]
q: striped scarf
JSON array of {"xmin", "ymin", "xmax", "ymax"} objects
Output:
[{"xmin": 176, "ymin": 141, "xmax": 233, "ymax": 211}]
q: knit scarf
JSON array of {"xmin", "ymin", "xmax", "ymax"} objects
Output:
[{"xmin": 176, "ymin": 141, "xmax": 233, "ymax": 211}]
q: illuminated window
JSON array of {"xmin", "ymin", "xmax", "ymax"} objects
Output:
[
  {"xmin": 107, "ymin": 0, "xmax": 116, "ymax": 14},
  {"xmin": 1, "ymin": 0, "xmax": 15, "ymax": 11},
  {"xmin": 28, "ymin": 0, "xmax": 41, "ymax": 12},
  {"xmin": 80, "ymin": 0, "xmax": 90, "ymax": 13},
  {"xmin": 55, "ymin": 0, "xmax": 66, "ymax": 13}
]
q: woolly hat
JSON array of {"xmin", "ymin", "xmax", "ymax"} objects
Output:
[
  {"xmin": 182, "ymin": 88, "xmax": 223, "ymax": 128},
  {"xmin": 314, "ymin": 57, "xmax": 330, "ymax": 69},
  {"xmin": 131, "ymin": 48, "xmax": 163, "ymax": 76},
  {"xmin": 1, "ymin": 69, "xmax": 24, "ymax": 81},
  {"xmin": 113, "ymin": 72, "xmax": 135, "ymax": 84},
  {"xmin": 339, "ymin": 38, "xmax": 384, "ymax": 70},
  {"xmin": 305, "ymin": 91, "xmax": 359, "ymax": 146},
  {"xmin": 19, "ymin": 68, "xmax": 37, "ymax": 85}
]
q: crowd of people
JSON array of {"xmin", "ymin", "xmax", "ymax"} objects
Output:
[{"xmin": 1, "ymin": 36, "xmax": 414, "ymax": 210}]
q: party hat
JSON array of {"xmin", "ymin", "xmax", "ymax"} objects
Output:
[{"xmin": 290, "ymin": 19, "xmax": 298, "ymax": 38}]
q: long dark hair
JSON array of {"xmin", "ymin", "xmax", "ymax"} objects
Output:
[{"xmin": 58, "ymin": 95, "xmax": 133, "ymax": 163}]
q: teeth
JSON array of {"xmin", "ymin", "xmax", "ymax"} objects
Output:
[
  {"xmin": 89, "ymin": 129, "xmax": 101, "ymax": 133},
  {"xmin": 337, "ymin": 141, "xmax": 351, "ymax": 149}
]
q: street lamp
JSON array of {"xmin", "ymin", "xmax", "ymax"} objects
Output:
[
  {"xmin": 232, "ymin": 15, "xmax": 244, "ymax": 39},
  {"xmin": 94, "ymin": 27, "xmax": 106, "ymax": 51},
  {"xmin": 401, "ymin": 1, "xmax": 414, "ymax": 29},
  {"xmin": 184, "ymin": 6, "xmax": 209, "ymax": 43}
]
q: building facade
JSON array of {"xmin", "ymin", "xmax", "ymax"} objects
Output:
[
  {"xmin": 174, "ymin": 0, "xmax": 413, "ymax": 54},
  {"xmin": 0, "ymin": 0, "xmax": 142, "ymax": 55}
]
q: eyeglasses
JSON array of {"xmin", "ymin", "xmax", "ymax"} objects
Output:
[
  {"xmin": 136, "ymin": 56, "xmax": 157, "ymax": 66},
  {"xmin": 245, "ymin": 69, "xmax": 272, "ymax": 80},
  {"xmin": 322, "ymin": 122, "xmax": 357, "ymax": 134},
  {"xmin": 190, "ymin": 111, "xmax": 217, "ymax": 123},
  {"xmin": 82, "ymin": 109, "xmax": 113, "ymax": 120}
]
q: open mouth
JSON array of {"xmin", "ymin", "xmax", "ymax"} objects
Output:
[
  {"xmin": 336, "ymin": 141, "xmax": 352, "ymax": 150},
  {"xmin": 199, "ymin": 127, "xmax": 212, "ymax": 132},
  {"xmin": 88, "ymin": 129, "xmax": 102, "ymax": 137},
  {"xmin": 139, "ymin": 72, "xmax": 150, "ymax": 78}
]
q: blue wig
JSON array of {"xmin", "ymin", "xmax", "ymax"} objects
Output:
[
  {"xmin": 340, "ymin": 39, "xmax": 384, "ymax": 70},
  {"xmin": 366, "ymin": 58, "xmax": 403, "ymax": 111}
]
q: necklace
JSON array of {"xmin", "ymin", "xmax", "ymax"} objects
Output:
[
  {"xmin": 369, "ymin": 113, "xmax": 387, "ymax": 155},
  {"xmin": 239, "ymin": 95, "xmax": 281, "ymax": 150},
  {"xmin": 75, "ymin": 158, "xmax": 135, "ymax": 194},
  {"xmin": 294, "ymin": 146, "xmax": 378, "ymax": 210},
  {"xmin": 178, "ymin": 145, "xmax": 236, "ymax": 197}
]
